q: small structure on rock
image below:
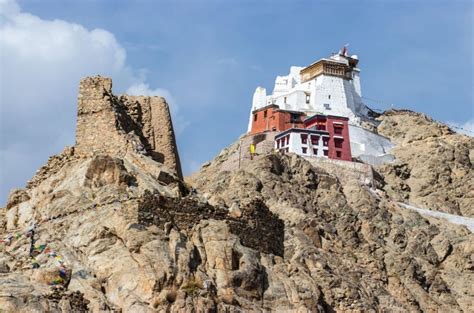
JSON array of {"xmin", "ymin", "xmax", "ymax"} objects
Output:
[{"xmin": 75, "ymin": 76, "xmax": 182, "ymax": 178}]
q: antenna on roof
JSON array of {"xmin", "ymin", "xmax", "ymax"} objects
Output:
[{"xmin": 340, "ymin": 43, "xmax": 349, "ymax": 56}]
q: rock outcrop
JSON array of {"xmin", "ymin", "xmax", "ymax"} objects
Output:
[
  {"xmin": 377, "ymin": 110, "xmax": 474, "ymax": 217},
  {"xmin": 1, "ymin": 80, "xmax": 472, "ymax": 312}
]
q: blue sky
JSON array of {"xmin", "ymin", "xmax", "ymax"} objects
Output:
[{"xmin": 1, "ymin": 0, "xmax": 473, "ymax": 205}]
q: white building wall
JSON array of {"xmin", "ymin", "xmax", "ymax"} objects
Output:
[
  {"xmin": 312, "ymin": 75, "xmax": 356, "ymax": 120},
  {"xmin": 273, "ymin": 66, "xmax": 302, "ymax": 97},
  {"xmin": 278, "ymin": 132, "xmax": 328, "ymax": 158},
  {"xmin": 274, "ymin": 90, "xmax": 309, "ymax": 111},
  {"xmin": 251, "ymin": 54, "xmax": 372, "ymax": 130},
  {"xmin": 247, "ymin": 87, "xmax": 267, "ymax": 132},
  {"xmin": 264, "ymin": 73, "xmax": 366, "ymax": 125},
  {"xmin": 252, "ymin": 87, "xmax": 267, "ymax": 109},
  {"xmin": 349, "ymin": 124, "xmax": 394, "ymax": 157}
]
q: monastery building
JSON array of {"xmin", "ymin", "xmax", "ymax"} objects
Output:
[{"xmin": 247, "ymin": 47, "xmax": 393, "ymax": 163}]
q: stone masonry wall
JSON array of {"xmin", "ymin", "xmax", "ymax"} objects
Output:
[
  {"xmin": 121, "ymin": 96, "xmax": 183, "ymax": 178},
  {"xmin": 75, "ymin": 76, "xmax": 182, "ymax": 178},
  {"xmin": 75, "ymin": 76, "xmax": 131, "ymax": 157}
]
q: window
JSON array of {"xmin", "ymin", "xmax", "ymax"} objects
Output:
[
  {"xmin": 317, "ymin": 123, "xmax": 326, "ymax": 131},
  {"xmin": 324, "ymin": 103, "xmax": 331, "ymax": 110},
  {"xmin": 264, "ymin": 110, "xmax": 268, "ymax": 118},
  {"xmin": 323, "ymin": 138, "xmax": 329, "ymax": 146},
  {"xmin": 291, "ymin": 113, "xmax": 300, "ymax": 122},
  {"xmin": 272, "ymin": 127, "xmax": 276, "ymax": 131},
  {"xmin": 334, "ymin": 126, "xmax": 343, "ymax": 135},
  {"xmin": 302, "ymin": 147, "xmax": 307, "ymax": 154},
  {"xmin": 301, "ymin": 134, "xmax": 308, "ymax": 144},
  {"xmin": 276, "ymin": 139, "xmax": 280, "ymax": 149},
  {"xmin": 328, "ymin": 95, "xmax": 331, "ymax": 99},
  {"xmin": 313, "ymin": 148, "xmax": 318, "ymax": 155},
  {"xmin": 306, "ymin": 94, "xmax": 310, "ymax": 104},
  {"xmin": 323, "ymin": 150, "xmax": 329, "ymax": 156},
  {"xmin": 286, "ymin": 136, "xmax": 290, "ymax": 145},
  {"xmin": 336, "ymin": 151, "xmax": 342, "ymax": 158},
  {"xmin": 335, "ymin": 138, "xmax": 343, "ymax": 148},
  {"xmin": 311, "ymin": 135, "xmax": 319, "ymax": 145},
  {"xmin": 253, "ymin": 114, "xmax": 257, "ymax": 122},
  {"xmin": 284, "ymin": 97, "xmax": 287, "ymax": 104}
]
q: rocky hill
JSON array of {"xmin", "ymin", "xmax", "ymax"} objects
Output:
[
  {"xmin": 1, "ymin": 77, "xmax": 473, "ymax": 312},
  {"xmin": 377, "ymin": 110, "xmax": 474, "ymax": 217}
]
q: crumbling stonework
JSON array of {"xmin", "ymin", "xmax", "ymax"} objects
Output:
[
  {"xmin": 75, "ymin": 76, "xmax": 182, "ymax": 178},
  {"xmin": 121, "ymin": 95, "xmax": 182, "ymax": 179},
  {"xmin": 138, "ymin": 192, "xmax": 284, "ymax": 256},
  {"xmin": 26, "ymin": 146, "xmax": 76, "ymax": 190}
]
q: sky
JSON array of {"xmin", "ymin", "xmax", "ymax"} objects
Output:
[{"xmin": 1, "ymin": 0, "xmax": 473, "ymax": 205}]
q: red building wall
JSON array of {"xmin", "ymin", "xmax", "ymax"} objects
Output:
[
  {"xmin": 304, "ymin": 115, "xmax": 352, "ymax": 161},
  {"xmin": 250, "ymin": 105, "xmax": 305, "ymax": 135}
]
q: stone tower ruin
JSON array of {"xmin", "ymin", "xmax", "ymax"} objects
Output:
[{"xmin": 75, "ymin": 76, "xmax": 183, "ymax": 178}]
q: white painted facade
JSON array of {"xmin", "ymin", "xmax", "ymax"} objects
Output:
[
  {"xmin": 247, "ymin": 53, "xmax": 369, "ymax": 133},
  {"xmin": 276, "ymin": 130, "xmax": 329, "ymax": 158},
  {"xmin": 348, "ymin": 125, "xmax": 394, "ymax": 157}
]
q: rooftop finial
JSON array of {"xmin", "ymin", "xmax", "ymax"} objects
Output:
[{"xmin": 340, "ymin": 44, "xmax": 349, "ymax": 57}]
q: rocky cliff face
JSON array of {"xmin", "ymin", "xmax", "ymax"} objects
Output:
[
  {"xmin": 1, "ymin": 84, "xmax": 472, "ymax": 312},
  {"xmin": 377, "ymin": 110, "xmax": 474, "ymax": 217}
]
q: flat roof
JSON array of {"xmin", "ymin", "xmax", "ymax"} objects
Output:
[
  {"xmin": 275, "ymin": 128, "xmax": 329, "ymax": 139},
  {"xmin": 303, "ymin": 113, "xmax": 349, "ymax": 124},
  {"xmin": 252, "ymin": 104, "xmax": 278, "ymax": 113},
  {"xmin": 252, "ymin": 105, "xmax": 307, "ymax": 115},
  {"xmin": 300, "ymin": 58, "xmax": 350, "ymax": 74}
]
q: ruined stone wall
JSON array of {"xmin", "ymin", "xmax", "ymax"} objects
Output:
[
  {"xmin": 75, "ymin": 76, "xmax": 132, "ymax": 157},
  {"xmin": 75, "ymin": 76, "xmax": 182, "ymax": 178},
  {"xmin": 138, "ymin": 192, "xmax": 284, "ymax": 256},
  {"xmin": 121, "ymin": 96, "xmax": 183, "ymax": 179}
]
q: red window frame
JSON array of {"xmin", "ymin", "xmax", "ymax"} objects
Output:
[{"xmin": 301, "ymin": 134, "xmax": 308, "ymax": 144}]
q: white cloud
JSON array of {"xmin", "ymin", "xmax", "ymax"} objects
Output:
[
  {"xmin": 0, "ymin": 0, "xmax": 181, "ymax": 204},
  {"xmin": 126, "ymin": 83, "xmax": 189, "ymax": 135},
  {"xmin": 126, "ymin": 83, "xmax": 177, "ymax": 112}
]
